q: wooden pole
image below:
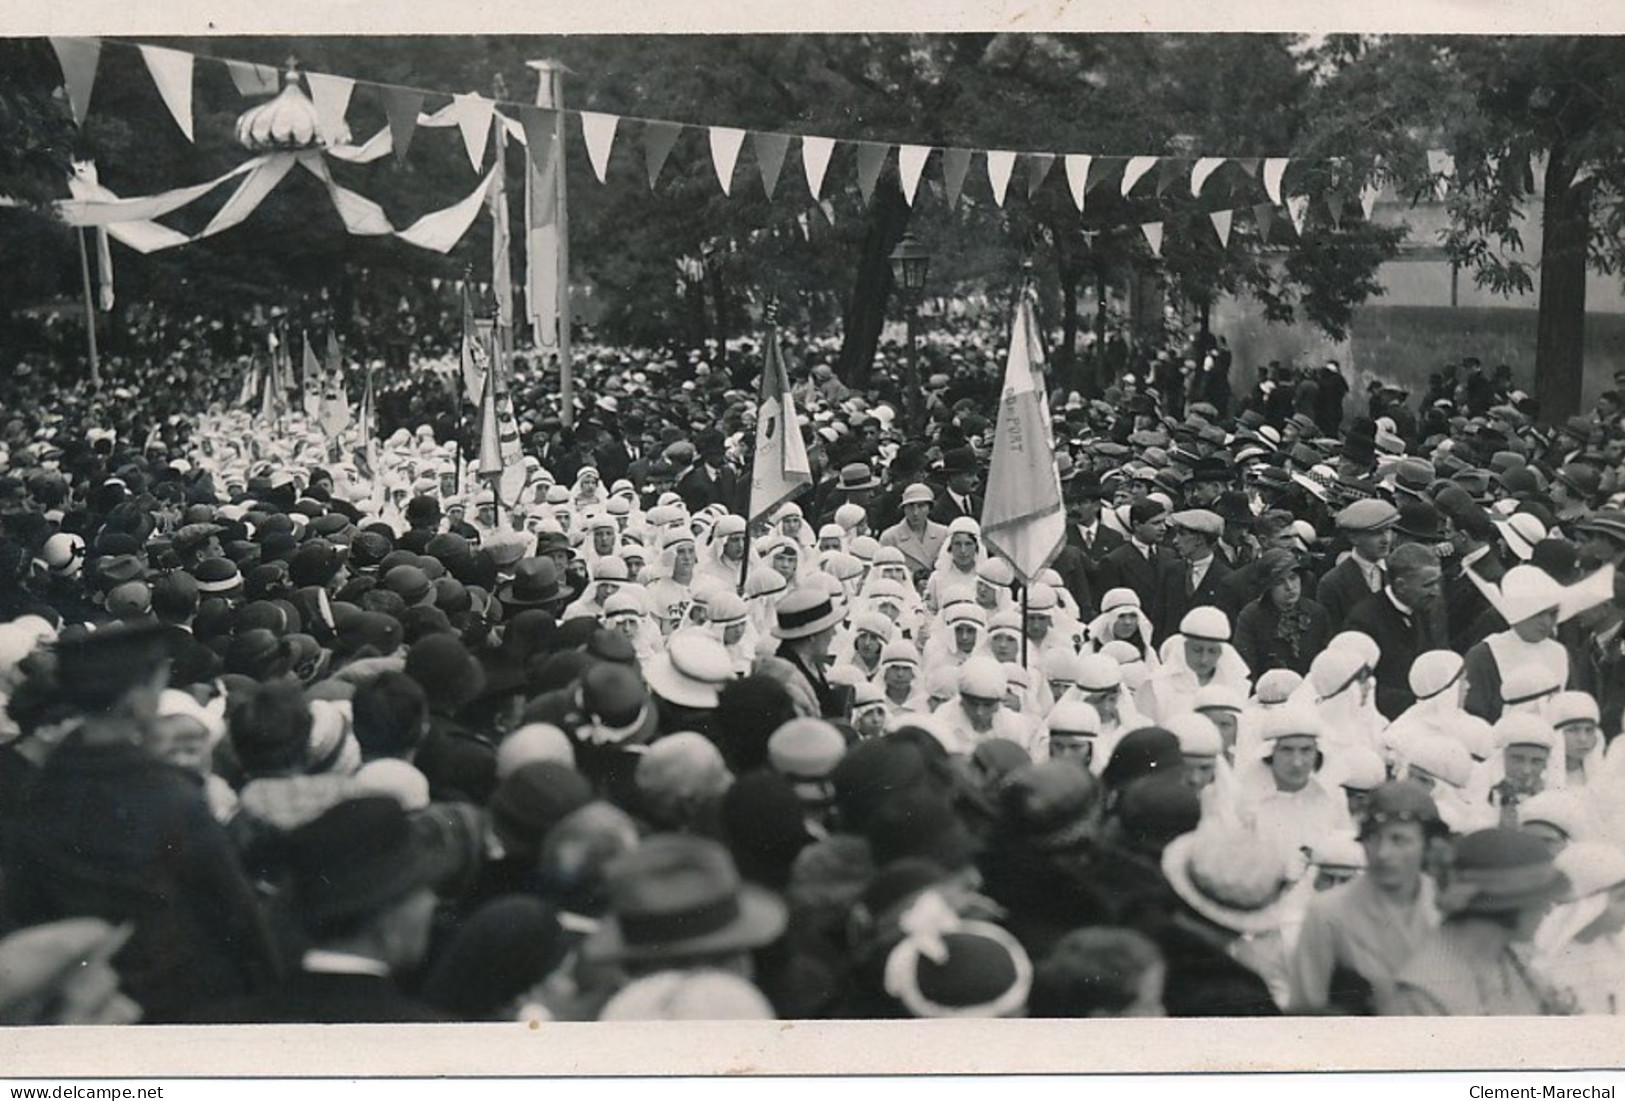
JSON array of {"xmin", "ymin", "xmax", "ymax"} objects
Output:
[{"xmin": 76, "ymin": 227, "xmax": 101, "ymax": 386}]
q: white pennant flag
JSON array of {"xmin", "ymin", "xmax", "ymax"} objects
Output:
[
  {"xmin": 987, "ymin": 151, "xmax": 1016, "ymax": 208},
  {"xmin": 306, "ymin": 73, "xmax": 355, "ymax": 147},
  {"xmin": 1286, "ymin": 194, "xmax": 1310, "ymax": 236},
  {"xmin": 802, "ymin": 136, "xmax": 834, "ymax": 200},
  {"xmin": 1209, "ymin": 209, "xmax": 1233, "ymax": 247},
  {"xmin": 709, "ymin": 126, "xmax": 747, "ymax": 196},
  {"xmin": 1141, "ymin": 221, "xmax": 1163, "ymax": 258},
  {"xmin": 453, "ymin": 93, "xmax": 494, "ymax": 172},
  {"xmin": 139, "ymin": 45, "xmax": 195, "ymax": 142},
  {"xmin": 580, "ymin": 112, "xmax": 620, "ymax": 183},
  {"xmin": 1121, "ymin": 156, "xmax": 1158, "ymax": 197},
  {"xmin": 1360, "ymin": 182, "xmax": 1382, "ymax": 219},
  {"xmin": 1064, "ymin": 154, "xmax": 1092, "ymax": 212},
  {"xmin": 1263, "ymin": 158, "xmax": 1289, "ymax": 205},
  {"xmin": 898, "ymin": 144, "xmax": 930, "ymax": 207},
  {"xmin": 1191, "ymin": 157, "xmax": 1225, "ymax": 197}
]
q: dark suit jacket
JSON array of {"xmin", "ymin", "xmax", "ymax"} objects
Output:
[
  {"xmin": 1315, "ymin": 556, "xmax": 1380, "ymax": 626},
  {"xmin": 1050, "ymin": 544, "xmax": 1097, "ymax": 619},
  {"xmin": 193, "ymin": 969, "xmax": 453, "ymax": 1024},
  {"xmin": 1096, "ymin": 541, "xmax": 1183, "ymax": 645},
  {"xmin": 1066, "ymin": 522, "xmax": 1125, "ymax": 616},
  {"xmin": 1344, "ymin": 590, "xmax": 1428, "ymax": 720},
  {"xmin": 593, "ymin": 439, "xmax": 635, "ymax": 486},
  {"xmin": 677, "ymin": 464, "xmax": 743, "ymax": 515},
  {"xmin": 0, "ymin": 738, "xmax": 283, "ymax": 1024},
  {"xmin": 1161, "ymin": 556, "xmax": 1234, "ymax": 642},
  {"xmin": 930, "ymin": 489, "xmax": 983, "ymax": 527}
]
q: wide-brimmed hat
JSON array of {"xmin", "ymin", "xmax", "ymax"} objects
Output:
[
  {"xmin": 284, "ymin": 796, "xmax": 462, "ymax": 928},
  {"xmin": 581, "ymin": 835, "xmax": 788, "ymax": 964},
  {"xmin": 1161, "ymin": 825, "xmax": 1295, "ymax": 935},
  {"xmin": 773, "ymin": 587, "xmax": 845, "ymax": 640},
  {"xmin": 643, "ymin": 630, "xmax": 736, "ymax": 709},
  {"xmin": 1440, "ymin": 828, "xmax": 1569, "ymax": 917},
  {"xmin": 497, "ymin": 557, "xmax": 578, "ymax": 610}
]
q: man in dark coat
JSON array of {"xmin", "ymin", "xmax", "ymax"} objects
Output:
[
  {"xmin": 1316, "ymin": 499, "xmax": 1399, "ymax": 626},
  {"xmin": 1055, "ymin": 472, "xmax": 1123, "ymax": 618},
  {"xmin": 1096, "ymin": 499, "xmax": 1183, "ymax": 645},
  {"xmin": 192, "ymin": 797, "xmax": 455, "ymax": 1023},
  {"xmin": 1343, "ymin": 544, "xmax": 1445, "ymax": 721},
  {"xmin": 770, "ymin": 588, "xmax": 847, "ymax": 720},
  {"xmin": 0, "ymin": 624, "xmax": 282, "ymax": 1023},
  {"xmin": 1161, "ymin": 509, "xmax": 1234, "ymax": 643},
  {"xmin": 929, "ymin": 448, "xmax": 983, "ymax": 526}
]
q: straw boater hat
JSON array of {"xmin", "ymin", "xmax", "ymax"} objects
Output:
[
  {"xmin": 772, "ymin": 587, "xmax": 845, "ymax": 640},
  {"xmin": 1161, "ymin": 823, "xmax": 1296, "ymax": 936}
]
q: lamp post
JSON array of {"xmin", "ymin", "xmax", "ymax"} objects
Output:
[{"xmin": 888, "ymin": 232, "xmax": 931, "ymax": 435}]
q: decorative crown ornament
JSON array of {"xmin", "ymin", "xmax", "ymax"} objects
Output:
[{"xmin": 236, "ymin": 61, "xmax": 343, "ymax": 152}]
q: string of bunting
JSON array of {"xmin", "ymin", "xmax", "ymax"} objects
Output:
[{"xmin": 46, "ymin": 35, "xmax": 1423, "ymax": 256}]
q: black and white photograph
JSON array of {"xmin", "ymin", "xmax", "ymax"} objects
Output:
[{"xmin": 1, "ymin": 3, "xmax": 1624, "ymax": 1079}]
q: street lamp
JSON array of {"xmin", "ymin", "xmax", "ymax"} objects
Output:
[{"xmin": 888, "ymin": 232, "xmax": 931, "ymax": 434}]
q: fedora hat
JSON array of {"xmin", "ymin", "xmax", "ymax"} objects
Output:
[
  {"xmin": 284, "ymin": 796, "xmax": 462, "ymax": 929},
  {"xmin": 1161, "ymin": 825, "xmax": 1295, "ymax": 936},
  {"xmin": 837, "ymin": 462, "xmax": 880, "ymax": 492},
  {"xmin": 581, "ymin": 835, "xmax": 787, "ymax": 964},
  {"xmin": 497, "ymin": 557, "xmax": 578, "ymax": 610}
]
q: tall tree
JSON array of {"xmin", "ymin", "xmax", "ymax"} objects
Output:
[{"xmin": 1307, "ymin": 35, "xmax": 1625, "ymax": 420}]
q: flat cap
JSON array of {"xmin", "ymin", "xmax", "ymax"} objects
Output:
[{"xmin": 1335, "ymin": 499, "xmax": 1398, "ymax": 533}]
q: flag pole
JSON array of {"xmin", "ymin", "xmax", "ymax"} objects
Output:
[
  {"xmin": 529, "ymin": 59, "xmax": 573, "ymax": 430},
  {"xmin": 75, "ymin": 227, "xmax": 101, "ymax": 386}
]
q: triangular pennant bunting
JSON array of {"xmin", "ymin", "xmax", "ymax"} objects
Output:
[
  {"xmin": 642, "ymin": 121, "xmax": 681, "ymax": 189},
  {"xmin": 987, "ymin": 151, "xmax": 1016, "ymax": 208},
  {"xmin": 898, "ymin": 144, "xmax": 930, "ymax": 207},
  {"xmin": 802, "ymin": 136, "xmax": 835, "ymax": 200},
  {"xmin": 139, "ymin": 45, "xmax": 195, "ymax": 142},
  {"xmin": 709, "ymin": 126, "xmax": 748, "ymax": 196},
  {"xmin": 226, "ymin": 59, "xmax": 279, "ymax": 98},
  {"xmin": 1263, "ymin": 158, "xmax": 1289, "ymax": 204},
  {"xmin": 49, "ymin": 37, "xmax": 101, "ymax": 126},
  {"xmin": 754, "ymin": 132, "xmax": 790, "ymax": 199},
  {"xmin": 1064, "ymin": 154, "xmax": 1092, "ymax": 212},
  {"xmin": 855, "ymin": 142, "xmax": 890, "ymax": 206},
  {"xmin": 515, "ymin": 106, "xmax": 557, "ymax": 174},
  {"xmin": 1141, "ymin": 221, "xmax": 1163, "ymax": 258},
  {"xmin": 579, "ymin": 112, "xmax": 619, "ymax": 184},
  {"xmin": 1209, "ymin": 209, "xmax": 1233, "ymax": 247},
  {"xmin": 453, "ymin": 93, "xmax": 494, "ymax": 172},
  {"xmin": 1253, "ymin": 202, "xmax": 1276, "ymax": 242},
  {"xmin": 1191, "ymin": 156, "xmax": 1224, "ymax": 197},
  {"xmin": 380, "ymin": 86, "xmax": 426, "ymax": 164},
  {"xmin": 1286, "ymin": 194, "xmax": 1310, "ymax": 236},
  {"xmin": 306, "ymin": 72, "xmax": 355, "ymax": 146},
  {"xmin": 1087, "ymin": 156, "xmax": 1122, "ymax": 197},
  {"xmin": 942, "ymin": 148, "xmax": 972, "ymax": 210},
  {"xmin": 1156, "ymin": 157, "xmax": 1185, "ymax": 195},
  {"xmin": 1026, "ymin": 153, "xmax": 1055, "ymax": 199},
  {"xmin": 1326, "ymin": 188, "xmax": 1345, "ymax": 231},
  {"xmin": 1121, "ymin": 156, "xmax": 1158, "ymax": 197},
  {"xmin": 1235, "ymin": 157, "xmax": 1261, "ymax": 178}
]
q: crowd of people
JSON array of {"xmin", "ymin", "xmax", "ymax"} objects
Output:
[{"xmin": 3, "ymin": 321, "xmax": 1625, "ymax": 1027}]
